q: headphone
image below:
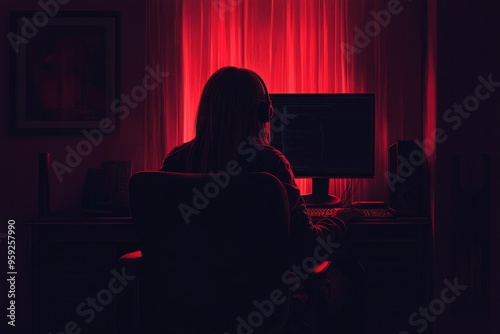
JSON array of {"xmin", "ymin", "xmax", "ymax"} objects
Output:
[{"xmin": 256, "ymin": 75, "xmax": 274, "ymax": 123}]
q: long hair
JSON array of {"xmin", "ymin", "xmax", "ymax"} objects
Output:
[{"xmin": 185, "ymin": 67, "xmax": 271, "ymax": 172}]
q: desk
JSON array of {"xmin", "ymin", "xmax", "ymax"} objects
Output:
[
  {"xmin": 28, "ymin": 217, "xmax": 431, "ymax": 334},
  {"xmin": 328, "ymin": 218, "xmax": 432, "ymax": 334},
  {"xmin": 27, "ymin": 218, "xmax": 138, "ymax": 334}
]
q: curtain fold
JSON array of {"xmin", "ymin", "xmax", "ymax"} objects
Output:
[
  {"xmin": 144, "ymin": 0, "xmax": 184, "ymax": 170},
  {"xmin": 145, "ymin": 0, "xmax": 424, "ymax": 203}
]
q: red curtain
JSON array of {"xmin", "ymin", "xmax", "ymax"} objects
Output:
[{"xmin": 145, "ymin": 0, "xmax": 425, "ymax": 204}]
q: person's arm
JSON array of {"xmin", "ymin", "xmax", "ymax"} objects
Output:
[{"xmin": 269, "ymin": 151, "xmax": 346, "ymax": 262}]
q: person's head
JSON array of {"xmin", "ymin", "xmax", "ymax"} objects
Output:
[{"xmin": 188, "ymin": 66, "xmax": 273, "ymax": 171}]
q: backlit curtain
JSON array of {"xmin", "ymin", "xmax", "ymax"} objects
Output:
[{"xmin": 145, "ymin": 0, "xmax": 425, "ymax": 203}]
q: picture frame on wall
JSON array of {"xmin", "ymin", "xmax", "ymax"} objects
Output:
[{"xmin": 8, "ymin": 11, "xmax": 119, "ymax": 135}]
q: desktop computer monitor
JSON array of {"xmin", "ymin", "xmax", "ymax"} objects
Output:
[{"xmin": 269, "ymin": 93, "xmax": 375, "ymax": 207}]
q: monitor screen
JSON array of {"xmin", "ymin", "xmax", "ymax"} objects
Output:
[{"xmin": 269, "ymin": 93, "xmax": 375, "ymax": 179}]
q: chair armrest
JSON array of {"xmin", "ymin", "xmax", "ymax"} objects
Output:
[
  {"xmin": 312, "ymin": 260, "xmax": 332, "ymax": 275},
  {"xmin": 119, "ymin": 250, "xmax": 143, "ymax": 265}
]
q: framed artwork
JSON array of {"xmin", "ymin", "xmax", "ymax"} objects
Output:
[{"xmin": 9, "ymin": 11, "xmax": 119, "ymax": 134}]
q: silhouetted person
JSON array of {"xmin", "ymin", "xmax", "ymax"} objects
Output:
[{"xmin": 161, "ymin": 66, "xmax": 362, "ymax": 333}]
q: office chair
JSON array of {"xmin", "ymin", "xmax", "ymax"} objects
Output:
[{"xmin": 127, "ymin": 171, "xmax": 294, "ymax": 334}]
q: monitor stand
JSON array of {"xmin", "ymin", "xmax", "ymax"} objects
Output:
[{"xmin": 302, "ymin": 178, "xmax": 342, "ymax": 208}]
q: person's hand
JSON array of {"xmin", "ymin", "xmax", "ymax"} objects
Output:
[{"xmin": 334, "ymin": 207, "xmax": 364, "ymax": 224}]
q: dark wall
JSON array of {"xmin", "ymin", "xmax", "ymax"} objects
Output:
[
  {"xmin": 1, "ymin": 0, "xmax": 146, "ymax": 220},
  {"xmin": 0, "ymin": 1, "xmax": 145, "ymax": 333},
  {"xmin": 434, "ymin": 1, "xmax": 500, "ymax": 333}
]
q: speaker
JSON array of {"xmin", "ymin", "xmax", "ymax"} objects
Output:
[{"xmin": 388, "ymin": 140, "xmax": 425, "ymax": 216}]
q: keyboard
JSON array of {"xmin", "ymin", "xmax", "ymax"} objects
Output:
[
  {"xmin": 359, "ymin": 208, "xmax": 394, "ymax": 218},
  {"xmin": 306, "ymin": 207, "xmax": 394, "ymax": 219}
]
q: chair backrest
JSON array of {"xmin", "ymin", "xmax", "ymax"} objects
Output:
[{"xmin": 129, "ymin": 171, "xmax": 291, "ymax": 334}]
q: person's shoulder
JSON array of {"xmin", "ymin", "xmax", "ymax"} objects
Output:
[
  {"xmin": 258, "ymin": 145, "xmax": 293, "ymax": 171},
  {"xmin": 168, "ymin": 141, "xmax": 191, "ymax": 157},
  {"xmin": 261, "ymin": 145, "xmax": 291, "ymax": 163},
  {"xmin": 161, "ymin": 141, "xmax": 191, "ymax": 171},
  {"xmin": 257, "ymin": 145, "xmax": 297, "ymax": 187}
]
